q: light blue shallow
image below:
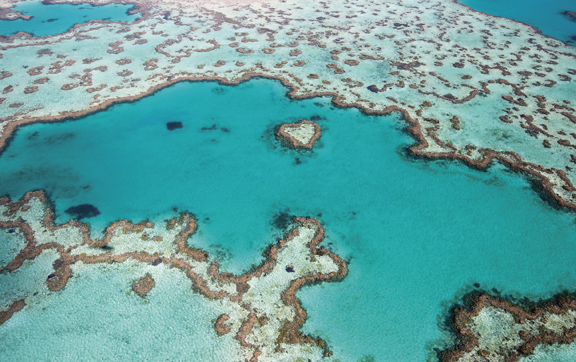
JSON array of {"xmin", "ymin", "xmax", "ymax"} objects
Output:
[
  {"xmin": 459, "ymin": 0, "xmax": 576, "ymax": 44},
  {"xmin": 0, "ymin": 1, "xmax": 138, "ymax": 37},
  {"xmin": 0, "ymin": 262, "xmax": 240, "ymax": 361},
  {"xmin": 0, "ymin": 79, "xmax": 575, "ymax": 361}
]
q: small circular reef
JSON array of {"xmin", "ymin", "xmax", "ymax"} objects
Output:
[{"xmin": 276, "ymin": 120, "xmax": 321, "ymax": 149}]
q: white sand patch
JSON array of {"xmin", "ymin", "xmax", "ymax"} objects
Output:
[{"xmin": 283, "ymin": 123, "xmax": 317, "ymax": 145}]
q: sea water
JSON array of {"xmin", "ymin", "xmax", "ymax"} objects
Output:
[
  {"xmin": 0, "ymin": 1, "xmax": 139, "ymax": 37},
  {"xmin": 1, "ymin": 79, "xmax": 576, "ymax": 361},
  {"xmin": 459, "ymin": 0, "xmax": 576, "ymax": 44}
]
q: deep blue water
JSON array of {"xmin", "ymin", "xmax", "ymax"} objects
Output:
[
  {"xmin": 459, "ymin": 0, "xmax": 576, "ymax": 44},
  {"xmin": 1, "ymin": 79, "xmax": 575, "ymax": 361},
  {"xmin": 0, "ymin": 1, "xmax": 138, "ymax": 37}
]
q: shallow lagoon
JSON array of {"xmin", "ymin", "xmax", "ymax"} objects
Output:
[
  {"xmin": 1, "ymin": 79, "xmax": 576, "ymax": 361},
  {"xmin": 0, "ymin": 1, "xmax": 138, "ymax": 37}
]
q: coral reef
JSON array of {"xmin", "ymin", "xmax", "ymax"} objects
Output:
[
  {"xmin": 440, "ymin": 292, "xmax": 576, "ymax": 362},
  {"xmin": 0, "ymin": 190, "xmax": 347, "ymax": 361},
  {"xmin": 277, "ymin": 120, "xmax": 321, "ymax": 149}
]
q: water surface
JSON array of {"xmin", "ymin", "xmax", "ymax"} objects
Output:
[
  {"xmin": 459, "ymin": 0, "xmax": 576, "ymax": 43},
  {"xmin": 0, "ymin": 1, "xmax": 138, "ymax": 37}
]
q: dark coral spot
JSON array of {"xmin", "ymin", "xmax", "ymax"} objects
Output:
[
  {"xmin": 561, "ymin": 11, "xmax": 576, "ymax": 22},
  {"xmin": 166, "ymin": 121, "xmax": 183, "ymax": 131},
  {"xmin": 286, "ymin": 265, "xmax": 295, "ymax": 272},
  {"xmin": 65, "ymin": 204, "xmax": 100, "ymax": 220},
  {"xmin": 151, "ymin": 258, "xmax": 162, "ymax": 266},
  {"xmin": 53, "ymin": 259, "xmax": 64, "ymax": 269},
  {"xmin": 367, "ymin": 85, "xmax": 379, "ymax": 93},
  {"xmin": 201, "ymin": 124, "xmax": 218, "ymax": 131},
  {"xmin": 271, "ymin": 210, "xmax": 292, "ymax": 230}
]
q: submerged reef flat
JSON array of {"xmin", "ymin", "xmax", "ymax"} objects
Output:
[
  {"xmin": 0, "ymin": 0, "xmax": 575, "ymax": 209},
  {"xmin": 440, "ymin": 293, "xmax": 576, "ymax": 362},
  {"xmin": 0, "ymin": 191, "xmax": 347, "ymax": 361},
  {"xmin": 277, "ymin": 119, "xmax": 321, "ymax": 149}
]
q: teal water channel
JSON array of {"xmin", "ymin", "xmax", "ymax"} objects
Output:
[
  {"xmin": 0, "ymin": 79, "xmax": 575, "ymax": 361},
  {"xmin": 0, "ymin": 1, "xmax": 139, "ymax": 37},
  {"xmin": 459, "ymin": 0, "xmax": 576, "ymax": 44}
]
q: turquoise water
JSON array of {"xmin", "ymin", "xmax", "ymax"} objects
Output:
[
  {"xmin": 459, "ymin": 0, "xmax": 576, "ymax": 44},
  {"xmin": 1, "ymin": 79, "xmax": 576, "ymax": 361},
  {"xmin": 0, "ymin": 1, "xmax": 138, "ymax": 37}
]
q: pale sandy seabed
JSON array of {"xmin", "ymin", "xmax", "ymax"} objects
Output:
[{"xmin": 1, "ymin": 0, "xmax": 576, "ymax": 360}]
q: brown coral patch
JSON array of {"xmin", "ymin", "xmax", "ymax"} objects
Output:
[
  {"xmin": 143, "ymin": 59, "xmax": 158, "ymax": 71},
  {"xmin": 46, "ymin": 264, "xmax": 72, "ymax": 291},
  {"xmin": 132, "ymin": 274, "xmax": 156, "ymax": 297},
  {"xmin": 61, "ymin": 83, "xmax": 79, "ymax": 91},
  {"xmin": 27, "ymin": 67, "xmax": 44, "ymax": 76},
  {"xmin": 34, "ymin": 77, "xmax": 49, "ymax": 85},
  {"xmin": 24, "ymin": 86, "xmax": 39, "ymax": 94},
  {"xmin": 116, "ymin": 58, "xmax": 132, "ymax": 65},
  {"xmin": 0, "ymin": 300, "xmax": 25, "ymax": 325},
  {"xmin": 107, "ymin": 41, "xmax": 124, "ymax": 54},
  {"xmin": 214, "ymin": 314, "xmax": 231, "ymax": 336},
  {"xmin": 118, "ymin": 70, "xmax": 133, "ymax": 77},
  {"xmin": 236, "ymin": 47, "xmax": 254, "ymax": 54},
  {"xmin": 0, "ymin": 71, "xmax": 12, "ymax": 81}
]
